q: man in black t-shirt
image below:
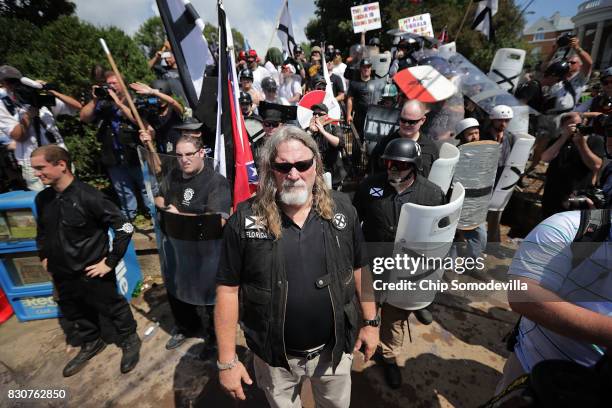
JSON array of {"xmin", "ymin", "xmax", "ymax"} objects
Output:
[
  {"xmin": 541, "ymin": 112, "xmax": 605, "ymax": 218},
  {"xmin": 155, "ymin": 135, "xmax": 231, "ymax": 351},
  {"xmin": 370, "ymin": 100, "xmax": 439, "ymax": 177}
]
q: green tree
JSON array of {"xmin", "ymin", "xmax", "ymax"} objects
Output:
[
  {"xmin": 134, "ymin": 16, "xmax": 166, "ymax": 58},
  {"xmin": 0, "ymin": 0, "xmax": 75, "ymax": 27},
  {"xmin": 203, "ymin": 22, "xmax": 245, "ymax": 51},
  {"xmin": 1, "ymin": 15, "xmax": 154, "ymax": 178}
]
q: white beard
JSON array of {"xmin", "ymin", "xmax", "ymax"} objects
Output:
[{"xmin": 278, "ymin": 180, "xmax": 310, "ymax": 206}]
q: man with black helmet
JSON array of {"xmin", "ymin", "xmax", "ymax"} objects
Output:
[
  {"xmin": 307, "ymin": 103, "xmax": 346, "ymax": 189},
  {"xmin": 353, "ymin": 137, "xmax": 445, "ymax": 389},
  {"xmin": 239, "ymin": 69, "xmax": 261, "ymax": 108},
  {"xmin": 293, "ymin": 44, "xmax": 307, "ymax": 80},
  {"xmin": 389, "ymin": 38, "xmax": 420, "ymax": 77},
  {"xmin": 261, "ymin": 76, "xmax": 288, "ymax": 105}
]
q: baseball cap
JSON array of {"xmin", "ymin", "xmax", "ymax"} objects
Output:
[{"xmin": 0, "ymin": 65, "xmax": 23, "ymax": 81}]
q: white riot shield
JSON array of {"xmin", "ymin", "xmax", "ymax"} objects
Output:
[
  {"xmin": 438, "ymin": 42, "xmax": 456, "ymax": 58},
  {"xmin": 507, "ymin": 105, "xmax": 530, "ymax": 135},
  {"xmin": 371, "ymin": 51, "xmax": 392, "ymax": 79},
  {"xmin": 489, "ymin": 133, "xmax": 535, "ymax": 211},
  {"xmin": 245, "ymin": 117, "xmax": 264, "ymax": 143},
  {"xmin": 488, "ymin": 48, "xmax": 525, "ymax": 93},
  {"xmin": 428, "ymin": 142, "xmax": 460, "ymax": 194},
  {"xmin": 386, "ymin": 183, "xmax": 465, "ymax": 310},
  {"xmin": 454, "ymin": 141, "xmax": 500, "ymax": 229}
]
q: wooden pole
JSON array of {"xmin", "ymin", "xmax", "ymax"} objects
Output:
[
  {"xmin": 99, "ymin": 38, "xmax": 161, "ymax": 174},
  {"xmin": 455, "ymin": 0, "xmax": 474, "ymax": 41}
]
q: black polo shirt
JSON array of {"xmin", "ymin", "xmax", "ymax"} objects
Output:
[
  {"xmin": 370, "ymin": 130, "xmax": 440, "ymax": 177},
  {"xmin": 347, "ymin": 77, "xmax": 385, "ymax": 113},
  {"xmin": 280, "ymin": 210, "xmax": 333, "ymax": 350},
  {"xmin": 353, "ymin": 173, "xmax": 446, "ymax": 242},
  {"xmin": 159, "ymin": 165, "xmax": 231, "ymax": 216}
]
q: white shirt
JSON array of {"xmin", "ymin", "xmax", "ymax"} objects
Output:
[
  {"xmin": 509, "ymin": 211, "xmax": 612, "ymax": 371},
  {"xmin": 278, "ymin": 76, "xmax": 302, "ymax": 106},
  {"xmin": 547, "ymin": 71, "xmax": 589, "ymax": 112},
  {"xmin": 0, "ymin": 95, "xmax": 72, "ymax": 163},
  {"xmin": 251, "ymin": 66, "xmax": 271, "ymax": 94}
]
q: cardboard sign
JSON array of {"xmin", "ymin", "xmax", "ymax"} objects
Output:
[
  {"xmin": 398, "ymin": 13, "xmax": 434, "ymax": 38},
  {"xmin": 351, "ymin": 2, "xmax": 382, "ymax": 34}
]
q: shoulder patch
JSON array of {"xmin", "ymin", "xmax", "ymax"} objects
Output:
[
  {"xmin": 332, "ymin": 213, "xmax": 347, "ymax": 230},
  {"xmin": 369, "ymin": 187, "xmax": 384, "ymax": 197},
  {"xmin": 118, "ymin": 222, "xmax": 134, "ymax": 234}
]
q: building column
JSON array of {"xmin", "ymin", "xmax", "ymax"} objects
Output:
[
  {"xmin": 590, "ymin": 21, "xmax": 605, "ymax": 67},
  {"xmin": 577, "ymin": 24, "xmax": 585, "ymax": 45}
]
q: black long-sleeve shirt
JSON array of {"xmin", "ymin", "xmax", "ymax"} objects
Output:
[{"xmin": 35, "ymin": 179, "xmax": 133, "ymax": 277}]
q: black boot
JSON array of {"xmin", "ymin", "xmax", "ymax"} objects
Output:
[
  {"xmin": 414, "ymin": 307, "xmax": 433, "ymax": 325},
  {"xmin": 62, "ymin": 338, "xmax": 106, "ymax": 377},
  {"xmin": 120, "ymin": 333, "xmax": 141, "ymax": 374},
  {"xmin": 383, "ymin": 361, "xmax": 402, "ymax": 389}
]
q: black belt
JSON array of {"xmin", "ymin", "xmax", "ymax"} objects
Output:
[{"xmin": 286, "ymin": 344, "xmax": 326, "ymax": 360}]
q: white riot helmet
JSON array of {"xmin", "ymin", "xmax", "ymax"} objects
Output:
[
  {"xmin": 455, "ymin": 118, "xmax": 480, "ymax": 136},
  {"xmin": 489, "ymin": 105, "xmax": 514, "ymax": 120}
]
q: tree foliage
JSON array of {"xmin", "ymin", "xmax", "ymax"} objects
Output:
[
  {"xmin": 1, "ymin": 15, "xmax": 154, "ymax": 177},
  {"xmin": 134, "ymin": 16, "xmax": 166, "ymax": 58},
  {"xmin": 0, "ymin": 0, "xmax": 76, "ymax": 27},
  {"xmin": 203, "ymin": 22, "xmax": 245, "ymax": 51},
  {"xmin": 306, "ymin": 0, "xmax": 532, "ymax": 71}
]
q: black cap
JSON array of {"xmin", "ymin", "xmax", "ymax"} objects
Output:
[
  {"xmin": 311, "ymin": 103, "xmax": 328, "ymax": 114},
  {"xmin": 239, "ymin": 91, "xmax": 252, "ymax": 104},
  {"xmin": 174, "ymin": 117, "xmax": 203, "ymax": 131},
  {"xmin": 360, "ymin": 58, "xmax": 372, "ymax": 67},
  {"xmin": 0, "ymin": 65, "xmax": 22, "ymax": 81},
  {"xmin": 240, "ymin": 69, "xmax": 253, "ymax": 80},
  {"xmin": 259, "ymin": 101, "xmax": 297, "ymax": 122}
]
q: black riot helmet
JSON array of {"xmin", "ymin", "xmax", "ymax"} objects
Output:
[
  {"xmin": 544, "ymin": 60, "xmax": 570, "ymax": 79},
  {"xmin": 240, "ymin": 68, "xmax": 254, "ymax": 81},
  {"xmin": 239, "ymin": 91, "xmax": 252, "ymax": 104},
  {"xmin": 381, "ymin": 138, "xmax": 423, "ymax": 170}
]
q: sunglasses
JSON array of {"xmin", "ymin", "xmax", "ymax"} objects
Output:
[
  {"xmin": 312, "ymin": 111, "xmax": 326, "ymax": 117},
  {"xmin": 569, "ymin": 61, "xmax": 579, "ymax": 65},
  {"xmin": 176, "ymin": 151, "xmax": 199, "ymax": 159},
  {"xmin": 385, "ymin": 159, "xmax": 413, "ymax": 171},
  {"xmin": 263, "ymin": 121, "xmax": 281, "ymax": 128},
  {"xmin": 399, "ymin": 117, "xmax": 423, "ymax": 126},
  {"xmin": 271, "ymin": 158, "xmax": 314, "ymax": 173}
]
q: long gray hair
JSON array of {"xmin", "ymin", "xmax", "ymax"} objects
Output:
[{"xmin": 253, "ymin": 126, "xmax": 334, "ymax": 239}]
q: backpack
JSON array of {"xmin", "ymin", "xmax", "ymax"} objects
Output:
[{"xmin": 504, "ymin": 209, "xmax": 611, "ymax": 352}]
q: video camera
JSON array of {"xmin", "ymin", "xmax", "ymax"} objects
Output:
[
  {"xmin": 93, "ymin": 85, "xmax": 112, "ymax": 100},
  {"xmin": 564, "ymin": 188, "xmax": 606, "ymax": 210},
  {"xmin": 556, "ymin": 32, "xmax": 576, "ymax": 48},
  {"xmin": 14, "ymin": 77, "xmax": 56, "ymax": 109},
  {"xmin": 577, "ymin": 113, "xmax": 612, "ymax": 137}
]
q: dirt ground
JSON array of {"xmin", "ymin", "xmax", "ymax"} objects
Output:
[{"xmin": 2, "ymin": 166, "xmax": 553, "ymax": 408}]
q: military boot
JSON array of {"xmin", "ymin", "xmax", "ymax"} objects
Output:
[
  {"xmin": 120, "ymin": 333, "xmax": 141, "ymax": 374},
  {"xmin": 62, "ymin": 338, "xmax": 106, "ymax": 377}
]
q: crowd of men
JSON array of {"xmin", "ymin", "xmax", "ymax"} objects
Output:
[{"xmin": 1, "ymin": 27, "xmax": 611, "ymax": 407}]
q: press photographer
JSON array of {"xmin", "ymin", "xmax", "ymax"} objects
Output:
[
  {"xmin": 129, "ymin": 80, "xmax": 184, "ymax": 154},
  {"xmin": 0, "ymin": 65, "xmax": 82, "ymax": 191},
  {"xmin": 80, "ymin": 70, "xmax": 152, "ymax": 221}
]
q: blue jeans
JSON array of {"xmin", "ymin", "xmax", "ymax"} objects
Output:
[
  {"xmin": 107, "ymin": 164, "xmax": 152, "ymax": 220},
  {"xmin": 451, "ymin": 223, "xmax": 487, "ymax": 260}
]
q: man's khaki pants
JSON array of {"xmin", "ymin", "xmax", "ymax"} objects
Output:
[
  {"xmin": 253, "ymin": 349, "xmax": 353, "ymax": 408},
  {"xmin": 380, "ymin": 302, "xmax": 411, "ymax": 364}
]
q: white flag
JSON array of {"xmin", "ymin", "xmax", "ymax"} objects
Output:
[
  {"xmin": 321, "ymin": 51, "xmax": 342, "ymax": 120},
  {"xmin": 276, "ymin": 0, "xmax": 297, "ymax": 57},
  {"xmin": 472, "ymin": 0, "xmax": 498, "ymax": 40}
]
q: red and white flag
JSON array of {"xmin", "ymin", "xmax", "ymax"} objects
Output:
[{"xmin": 393, "ymin": 65, "xmax": 457, "ymax": 103}]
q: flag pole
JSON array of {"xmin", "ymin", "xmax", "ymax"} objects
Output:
[
  {"xmin": 454, "ymin": 0, "xmax": 474, "ymax": 41},
  {"xmin": 266, "ymin": 0, "xmax": 287, "ymax": 52}
]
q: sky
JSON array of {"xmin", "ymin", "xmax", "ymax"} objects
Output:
[{"xmin": 72, "ymin": 0, "xmax": 587, "ymax": 54}]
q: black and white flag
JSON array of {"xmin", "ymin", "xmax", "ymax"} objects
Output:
[
  {"xmin": 276, "ymin": 0, "xmax": 297, "ymax": 57},
  {"xmin": 156, "ymin": 0, "xmax": 214, "ymax": 110},
  {"xmin": 471, "ymin": 0, "xmax": 498, "ymax": 41}
]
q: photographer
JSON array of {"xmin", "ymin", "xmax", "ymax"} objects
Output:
[
  {"xmin": 578, "ymin": 67, "xmax": 612, "ymax": 116},
  {"xmin": 0, "ymin": 65, "xmax": 81, "ymax": 191},
  {"xmin": 129, "ymin": 80, "xmax": 184, "ymax": 154},
  {"xmin": 80, "ymin": 70, "xmax": 152, "ymax": 221},
  {"xmin": 541, "ymin": 112, "xmax": 605, "ymax": 218}
]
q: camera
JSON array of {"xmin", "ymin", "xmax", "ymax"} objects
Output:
[
  {"xmin": 94, "ymin": 85, "xmax": 111, "ymax": 99},
  {"xmin": 13, "ymin": 82, "xmax": 56, "ymax": 109},
  {"xmin": 577, "ymin": 114, "xmax": 611, "ymax": 136},
  {"xmin": 564, "ymin": 188, "xmax": 606, "ymax": 210},
  {"xmin": 134, "ymin": 95, "xmax": 162, "ymax": 124},
  {"xmin": 557, "ymin": 32, "xmax": 575, "ymax": 48}
]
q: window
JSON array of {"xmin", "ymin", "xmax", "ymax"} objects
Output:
[{"xmin": 534, "ymin": 28, "xmax": 545, "ymax": 41}]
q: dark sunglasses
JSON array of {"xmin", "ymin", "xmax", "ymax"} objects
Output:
[
  {"xmin": 263, "ymin": 121, "xmax": 281, "ymax": 128},
  {"xmin": 568, "ymin": 61, "xmax": 579, "ymax": 65},
  {"xmin": 312, "ymin": 111, "xmax": 326, "ymax": 117},
  {"xmin": 399, "ymin": 117, "xmax": 423, "ymax": 126},
  {"xmin": 385, "ymin": 159, "xmax": 413, "ymax": 171},
  {"xmin": 271, "ymin": 158, "xmax": 314, "ymax": 173}
]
